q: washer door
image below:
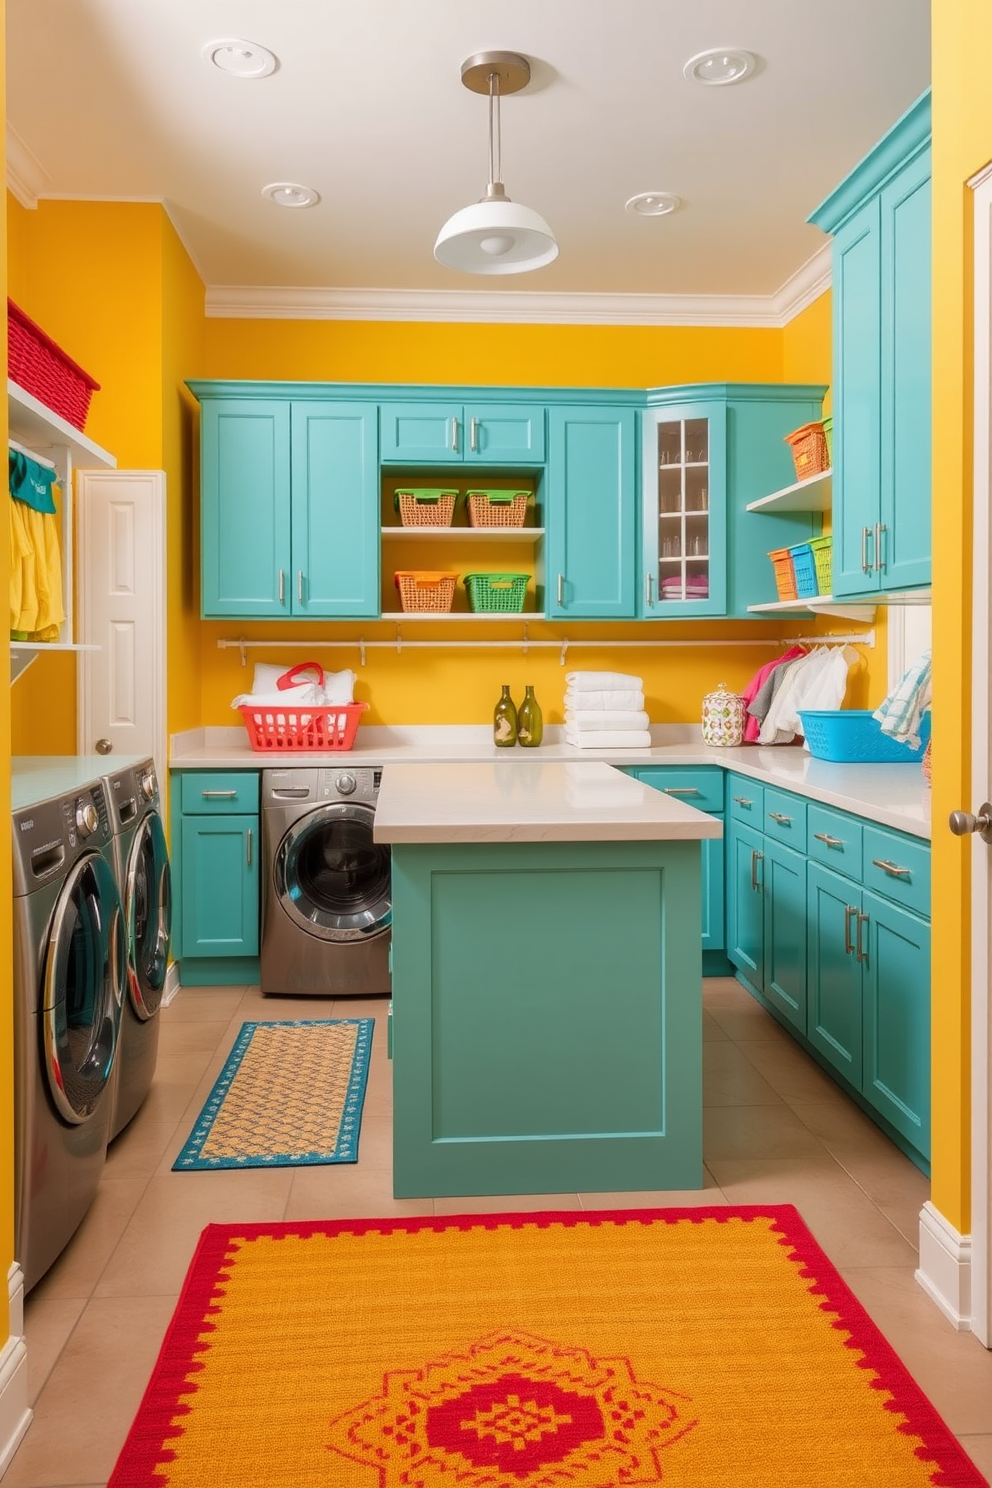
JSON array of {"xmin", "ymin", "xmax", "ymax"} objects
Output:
[
  {"xmin": 124, "ymin": 810, "xmax": 172, "ymax": 1021},
  {"xmin": 41, "ymin": 852, "xmax": 126, "ymax": 1123},
  {"xmin": 274, "ymin": 801, "xmax": 391, "ymax": 942}
]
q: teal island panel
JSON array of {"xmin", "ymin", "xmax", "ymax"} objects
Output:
[{"xmin": 390, "ymin": 838, "xmax": 703, "ymax": 1197}]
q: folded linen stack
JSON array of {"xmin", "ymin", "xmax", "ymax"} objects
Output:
[
  {"xmin": 872, "ymin": 648, "xmax": 932, "ymax": 749},
  {"xmin": 564, "ymin": 671, "xmax": 651, "ymax": 749}
]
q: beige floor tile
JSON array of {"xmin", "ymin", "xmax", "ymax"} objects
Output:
[
  {"xmin": 134, "ymin": 1047, "xmax": 218, "ymax": 1125},
  {"xmin": 701, "ymin": 975, "xmax": 755, "ymax": 1005},
  {"xmin": 350, "ymin": 1115, "xmax": 394, "ymax": 1170},
  {"xmin": 432, "ymin": 1193, "xmax": 584, "ymax": 1215},
  {"xmin": 21, "ymin": 1296, "xmax": 86, "ymax": 1406},
  {"xmin": 703, "ymin": 1040, "xmax": 786, "ymax": 1106},
  {"xmin": 579, "ymin": 1174, "xmax": 727, "ymax": 1210},
  {"xmin": 103, "ymin": 1119, "xmax": 179, "ymax": 1182},
  {"xmin": 156, "ymin": 1018, "xmax": 235, "ymax": 1056},
  {"xmin": 956, "ymin": 1436, "xmax": 992, "ymax": 1477},
  {"xmin": 701, "ymin": 1009, "xmax": 731, "ymax": 1042},
  {"xmin": 284, "ymin": 1165, "xmax": 434, "ymax": 1221},
  {"xmin": 839, "ymin": 1266, "xmax": 992, "ymax": 1435},
  {"xmin": 165, "ymin": 985, "xmax": 250, "ymax": 1020},
  {"xmin": 707, "ymin": 1156, "xmax": 920, "ymax": 1268},
  {"xmin": 704, "ymin": 1001, "xmax": 796, "ymax": 1044},
  {"xmin": 93, "ymin": 1168, "xmax": 294, "ymax": 1298},
  {"xmin": 2, "ymin": 1294, "xmax": 179, "ymax": 1488},
  {"xmin": 28, "ymin": 1178, "xmax": 148, "ymax": 1302},
  {"xmin": 735, "ymin": 1036, "xmax": 851, "ymax": 1103},
  {"xmin": 703, "ymin": 1102, "xmax": 830, "ymax": 1161}
]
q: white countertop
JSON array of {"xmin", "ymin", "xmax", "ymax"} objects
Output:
[
  {"xmin": 170, "ymin": 725, "xmax": 933, "ymax": 839},
  {"xmin": 375, "ymin": 760, "xmax": 725, "ymax": 844}
]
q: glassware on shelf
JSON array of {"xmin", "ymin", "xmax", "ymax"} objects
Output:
[
  {"xmin": 493, "ymin": 685, "xmax": 518, "ymax": 747},
  {"xmin": 517, "ymin": 686, "xmax": 543, "ymax": 748},
  {"xmin": 661, "ymin": 534, "xmax": 682, "ymax": 559}
]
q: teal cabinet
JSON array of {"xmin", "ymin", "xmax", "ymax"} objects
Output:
[
  {"xmin": 380, "ymin": 401, "xmax": 545, "ymax": 464},
  {"xmin": 199, "ymin": 398, "xmax": 379, "ymax": 618},
  {"xmin": 640, "ymin": 386, "xmax": 825, "ymax": 617},
  {"xmin": 628, "ymin": 767, "xmax": 724, "ymax": 953},
  {"xmin": 762, "ymin": 838, "xmax": 807, "ymax": 1033},
  {"xmin": 546, "ymin": 407, "xmax": 637, "ymax": 618},
  {"xmin": 171, "ymin": 771, "xmax": 261, "ymax": 986},
  {"xmin": 809, "ymin": 91, "xmax": 931, "ymax": 597},
  {"xmin": 726, "ymin": 816, "xmax": 764, "ymax": 984},
  {"xmin": 807, "ymin": 860, "xmax": 864, "ymax": 1084},
  {"xmin": 862, "ymin": 889, "xmax": 931, "ymax": 1154}
]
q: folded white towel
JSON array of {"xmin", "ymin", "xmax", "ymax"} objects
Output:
[
  {"xmin": 248, "ymin": 663, "xmax": 356, "ymax": 705},
  {"xmin": 232, "ymin": 685, "xmax": 324, "ymax": 709},
  {"xmin": 564, "ymin": 710, "xmax": 651, "ymax": 731},
  {"xmin": 564, "ymin": 688, "xmax": 644, "ymax": 711},
  {"xmin": 565, "ymin": 671, "xmax": 644, "ymax": 693},
  {"xmin": 564, "ymin": 728, "xmax": 653, "ymax": 749}
]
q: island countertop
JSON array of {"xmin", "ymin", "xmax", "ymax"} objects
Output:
[{"xmin": 374, "ymin": 759, "xmax": 725, "ymax": 844}]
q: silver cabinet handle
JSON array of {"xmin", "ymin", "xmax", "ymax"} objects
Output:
[
  {"xmin": 247, "ymin": 827, "xmax": 253, "ymax": 868},
  {"xmin": 557, "ymin": 572, "xmax": 565, "ymax": 607},
  {"xmin": 201, "ymin": 790, "xmax": 237, "ymax": 799},
  {"xmin": 645, "ymin": 572, "xmax": 653, "ymax": 607},
  {"xmin": 470, "ymin": 416, "xmax": 478, "ymax": 452},
  {"xmin": 297, "ymin": 569, "xmax": 304, "ymax": 604},
  {"xmin": 451, "ymin": 417, "xmax": 459, "ymax": 452},
  {"xmin": 278, "ymin": 569, "xmax": 285, "ymax": 603},
  {"xmin": 768, "ymin": 812, "xmax": 792, "ymax": 824},
  {"xmin": 875, "ymin": 522, "xmax": 886, "ymax": 573},
  {"xmin": 844, "ymin": 904, "xmax": 856, "ymax": 956},
  {"xmin": 732, "ymin": 796, "xmax": 753, "ymax": 807},
  {"xmin": 814, "ymin": 832, "xmax": 844, "ymax": 847},
  {"xmin": 750, "ymin": 849, "xmax": 764, "ymax": 892},
  {"xmin": 663, "ymin": 787, "xmax": 700, "ymax": 795},
  {"xmin": 861, "ymin": 525, "xmax": 875, "ymax": 574},
  {"xmin": 856, "ymin": 910, "xmax": 868, "ymax": 964},
  {"xmin": 871, "ymin": 858, "xmax": 911, "ymax": 878}
]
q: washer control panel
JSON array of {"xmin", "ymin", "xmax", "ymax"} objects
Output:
[{"xmin": 318, "ymin": 767, "xmax": 379, "ymax": 803}]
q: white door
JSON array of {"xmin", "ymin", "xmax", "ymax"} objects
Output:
[{"xmin": 76, "ymin": 470, "xmax": 167, "ymax": 783}]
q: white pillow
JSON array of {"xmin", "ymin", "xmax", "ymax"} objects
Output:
[{"xmin": 249, "ymin": 662, "xmax": 356, "ymax": 704}]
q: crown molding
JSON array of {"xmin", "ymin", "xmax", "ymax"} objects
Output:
[
  {"xmin": 5, "ymin": 126, "xmax": 50, "ymax": 209},
  {"xmin": 205, "ymin": 263, "xmax": 832, "ymax": 328}
]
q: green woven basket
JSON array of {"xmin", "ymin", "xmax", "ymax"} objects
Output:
[{"xmin": 463, "ymin": 572, "xmax": 529, "ymax": 613}]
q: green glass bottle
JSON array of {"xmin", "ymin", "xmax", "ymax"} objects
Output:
[
  {"xmin": 493, "ymin": 684, "xmax": 518, "ymax": 747},
  {"xmin": 517, "ymin": 685, "xmax": 543, "ymax": 747}
]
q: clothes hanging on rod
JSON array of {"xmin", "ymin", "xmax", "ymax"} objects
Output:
[
  {"xmin": 8, "ymin": 436, "xmax": 56, "ymax": 472},
  {"xmin": 9, "ymin": 447, "xmax": 64, "ymax": 640}
]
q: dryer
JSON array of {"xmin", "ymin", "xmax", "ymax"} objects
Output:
[
  {"xmin": 12, "ymin": 780, "xmax": 125, "ymax": 1291},
  {"xmin": 102, "ymin": 759, "xmax": 172, "ymax": 1140},
  {"xmin": 261, "ymin": 767, "xmax": 391, "ymax": 997}
]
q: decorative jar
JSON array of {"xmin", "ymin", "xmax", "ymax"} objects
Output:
[{"xmin": 701, "ymin": 682, "xmax": 745, "ymax": 747}]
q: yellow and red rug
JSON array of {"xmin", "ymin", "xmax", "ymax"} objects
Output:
[{"xmin": 108, "ymin": 1206, "xmax": 987, "ymax": 1488}]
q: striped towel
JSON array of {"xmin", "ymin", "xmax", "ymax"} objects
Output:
[{"xmin": 872, "ymin": 649, "xmax": 932, "ymax": 749}]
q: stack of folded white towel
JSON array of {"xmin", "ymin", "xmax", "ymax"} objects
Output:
[
  {"xmin": 232, "ymin": 662, "xmax": 356, "ymax": 710},
  {"xmin": 563, "ymin": 671, "xmax": 652, "ymax": 749}
]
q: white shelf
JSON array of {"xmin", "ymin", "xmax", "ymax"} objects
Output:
[
  {"xmin": 747, "ymin": 596, "xmax": 876, "ymax": 621},
  {"xmin": 382, "ymin": 526, "xmax": 544, "ymax": 544},
  {"xmin": 381, "ymin": 612, "xmax": 546, "ymax": 622},
  {"xmin": 8, "ymin": 380, "xmax": 115, "ymax": 468},
  {"xmin": 746, "ymin": 469, "xmax": 832, "ymax": 513},
  {"xmin": 10, "ymin": 642, "xmax": 99, "ymax": 684}
]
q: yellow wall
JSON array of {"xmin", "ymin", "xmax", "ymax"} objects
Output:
[
  {"xmin": 0, "ymin": 0, "xmax": 15, "ymax": 1349},
  {"xmin": 930, "ymin": 2, "xmax": 992, "ymax": 1233}
]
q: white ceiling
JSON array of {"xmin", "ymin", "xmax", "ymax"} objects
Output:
[{"xmin": 6, "ymin": 0, "xmax": 931, "ymax": 309}]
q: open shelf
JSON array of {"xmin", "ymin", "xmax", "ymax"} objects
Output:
[
  {"xmin": 8, "ymin": 380, "xmax": 115, "ymax": 469},
  {"xmin": 746, "ymin": 469, "xmax": 832, "ymax": 513},
  {"xmin": 746, "ymin": 596, "xmax": 876, "ymax": 621},
  {"xmin": 381, "ymin": 611, "xmax": 547, "ymax": 622},
  {"xmin": 382, "ymin": 526, "xmax": 544, "ymax": 544}
]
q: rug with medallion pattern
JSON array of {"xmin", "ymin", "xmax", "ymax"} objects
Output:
[
  {"xmin": 107, "ymin": 1205, "xmax": 987, "ymax": 1487},
  {"xmin": 172, "ymin": 1019, "xmax": 373, "ymax": 1170}
]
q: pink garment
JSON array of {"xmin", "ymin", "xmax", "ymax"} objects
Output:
[{"xmin": 740, "ymin": 645, "xmax": 807, "ymax": 743}]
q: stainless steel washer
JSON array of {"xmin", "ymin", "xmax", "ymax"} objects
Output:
[
  {"xmin": 12, "ymin": 780, "xmax": 125, "ymax": 1291},
  {"xmin": 261, "ymin": 767, "xmax": 391, "ymax": 997},
  {"xmin": 102, "ymin": 759, "xmax": 171, "ymax": 1140}
]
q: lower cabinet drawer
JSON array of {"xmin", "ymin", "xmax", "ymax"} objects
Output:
[
  {"xmin": 763, "ymin": 789, "xmax": 807, "ymax": 852},
  {"xmin": 727, "ymin": 776, "xmax": 763, "ymax": 825},
  {"xmin": 862, "ymin": 826, "xmax": 931, "ymax": 918},
  {"xmin": 807, "ymin": 805, "xmax": 863, "ymax": 879},
  {"xmin": 180, "ymin": 771, "xmax": 260, "ymax": 814},
  {"xmin": 635, "ymin": 767, "xmax": 723, "ymax": 815}
]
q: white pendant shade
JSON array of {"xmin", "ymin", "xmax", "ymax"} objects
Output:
[{"xmin": 434, "ymin": 197, "xmax": 558, "ymax": 275}]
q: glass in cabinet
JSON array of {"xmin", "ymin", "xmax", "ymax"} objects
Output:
[{"xmin": 641, "ymin": 402, "xmax": 727, "ymax": 616}]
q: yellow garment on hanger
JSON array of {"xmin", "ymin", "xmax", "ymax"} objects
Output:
[{"xmin": 9, "ymin": 491, "xmax": 65, "ymax": 639}]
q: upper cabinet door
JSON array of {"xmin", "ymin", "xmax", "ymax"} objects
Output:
[
  {"xmin": 640, "ymin": 402, "xmax": 727, "ymax": 616},
  {"xmin": 832, "ymin": 204, "xmax": 883, "ymax": 597},
  {"xmin": 290, "ymin": 404, "xmax": 380, "ymax": 617},
  {"xmin": 879, "ymin": 152, "xmax": 932, "ymax": 591},
  {"xmin": 379, "ymin": 402, "xmax": 463, "ymax": 462},
  {"xmin": 200, "ymin": 400, "xmax": 291, "ymax": 618},
  {"xmin": 546, "ymin": 407, "xmax": 637, "ymax": 618},
  {"xmin": 463, "ymin": 404, "xmax": 546, "ymax": 464}
]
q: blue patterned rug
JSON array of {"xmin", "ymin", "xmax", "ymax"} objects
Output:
[{"xmin": 173, "ymin": 1019, "xmax": 374, "ymax": 1171}]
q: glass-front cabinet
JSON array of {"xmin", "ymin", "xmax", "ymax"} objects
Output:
[{"xmin": 641, "ymin": 400, "xmax": 727, "ymax": 616}]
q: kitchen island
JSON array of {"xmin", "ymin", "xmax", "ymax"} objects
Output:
[{"xmin": 375, "ymin": 760, "xmax": 722, "ymax": 1198}]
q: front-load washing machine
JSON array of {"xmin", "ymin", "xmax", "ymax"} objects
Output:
[
  {"xmin": 261, "ymin": 767, "xmax": 391, "ymax": 997},
  {"xmin": 102, "ymin": 759, "xmax": 171, "ymax": 1140},
  {"xmin": 12, "ymin": 780, "xmax": 126, "ymax": 1291}
]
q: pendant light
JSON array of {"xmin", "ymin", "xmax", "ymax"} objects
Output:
[{"xmin": 434, "ymin": 51, "xmax": 558, "ymax": 276}]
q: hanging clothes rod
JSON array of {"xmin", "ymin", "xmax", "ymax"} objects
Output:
[
  {"xmin": 219, "ymin": 628, "xmax": 875, "ymax": 667},
  {"xmin": 8, "ymin": 436, "xmax": 56, "ymax": 471}
]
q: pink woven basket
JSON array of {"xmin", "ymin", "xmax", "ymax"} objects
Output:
[{"xmin": 7, "ymin": 299, "xmax": 100, "ymax": 430}]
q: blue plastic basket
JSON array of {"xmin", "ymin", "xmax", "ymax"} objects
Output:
[
  {"xmin": 798, "ymin": 709, "xmax": 931, "ymax": 763},
  {"xmin": 790, "ymin": 543, "xmax": 819, "ymax": 599}
]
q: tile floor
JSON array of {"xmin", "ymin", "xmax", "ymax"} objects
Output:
[{"xmin": 6, "ymin": 975, "xmax": 992, "ymax": 1487}]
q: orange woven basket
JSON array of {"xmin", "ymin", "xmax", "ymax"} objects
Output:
[
  {"xmin": 768, "ymin": 547, "xmax": 798, "ymax": 601},
  {"xmin": 7, "ymin": 299, "xmax": 100, "ymax": 430},
  {"xmin": 784, "ymin": 421, "xmax": 830, "ymax": 481},
  {"xmin": 394, "ymin": 571, "xmax": 457, "ymax": 612}
]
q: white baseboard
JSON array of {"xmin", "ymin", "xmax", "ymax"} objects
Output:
[
  {"xmin": 0, "ymin": 1265, "xmax": 32, "ymax": 1475},
  {"xmin": 916, "ymin": 1201, "xmax": 973, "ymax": 1330}
]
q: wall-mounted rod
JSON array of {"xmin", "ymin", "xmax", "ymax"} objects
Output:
[{"xmin": 9, "ymin": 436, "xmax": 56, "ymax": 471}]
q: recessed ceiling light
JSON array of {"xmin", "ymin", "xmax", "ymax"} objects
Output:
[
  {"xmin": 625, "ymin": 192, "xmax": 682, "ymax": 217},
  {"xmin": 261, "ymin": 182, "xmax": 321, "ymax": 209},
  {"xmin": 683, "ymin": 48, "xmax": 757, "ymax": 86},
  {"xmin": 203, "ymin": 38, "xmax": 278, "ymax": 79}
]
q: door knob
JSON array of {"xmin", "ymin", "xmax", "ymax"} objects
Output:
[
  {"xmin": 95, "ymin": 738, "xmax": 113, "ymax": 754},
  {"xmin": 949, "ymin": 804, "xmax": 992, "ymax": 845}
]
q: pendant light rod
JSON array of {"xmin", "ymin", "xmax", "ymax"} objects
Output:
[{"xmin": 488, "ymin": 71, "xmax": 501, "ymax": 192}]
